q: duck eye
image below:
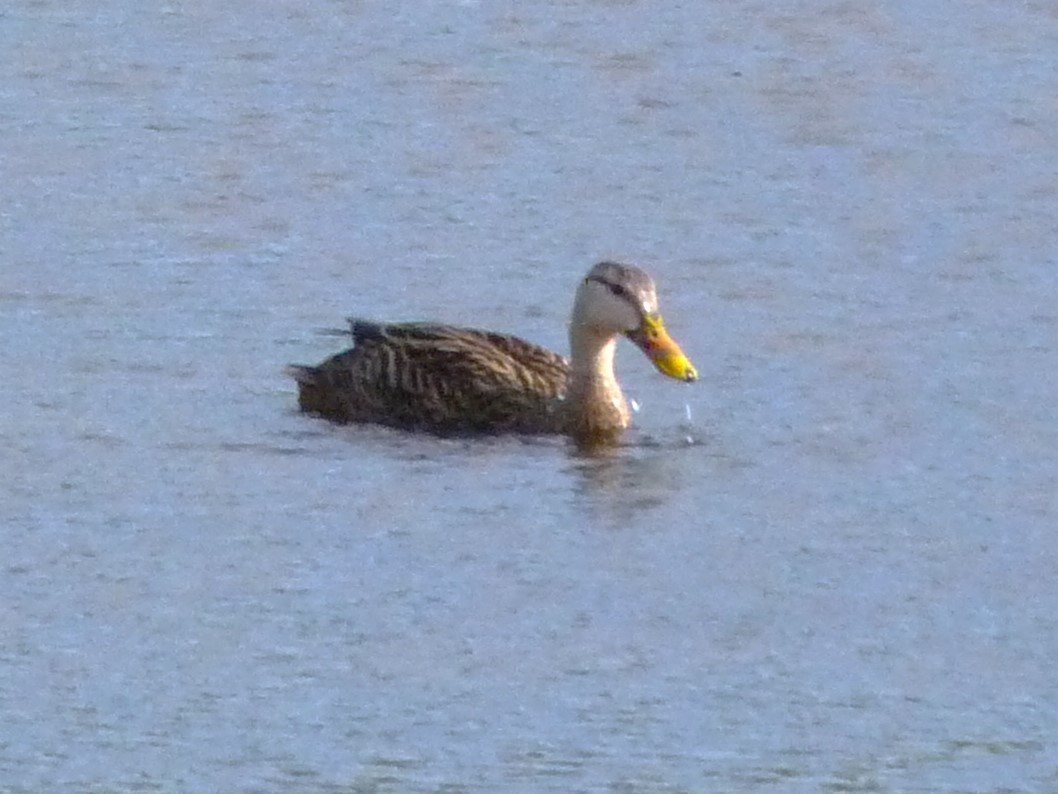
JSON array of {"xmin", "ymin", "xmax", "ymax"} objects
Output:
[{"xmin": 609, "ymin": 283, "xmax": 625, "ymax": 297}]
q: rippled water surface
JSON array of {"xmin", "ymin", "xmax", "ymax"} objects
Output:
[{"xmin": 3, "ymin": 1, "xmax": 1057, "ymax": 791}]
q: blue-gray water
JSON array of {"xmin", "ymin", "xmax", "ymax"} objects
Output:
[{"xmin": 2, "ymin": 1, "xmax": 1056, "ymax": 791}]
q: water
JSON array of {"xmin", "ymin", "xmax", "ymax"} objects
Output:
[{"xmin": 2, "ymin": 0, "xmax": 1057, "ymax": 791}]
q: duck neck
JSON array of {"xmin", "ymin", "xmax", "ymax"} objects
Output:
[{"xmin": 567, "ymin": 324, "xmax": 630, "ymax": 435}]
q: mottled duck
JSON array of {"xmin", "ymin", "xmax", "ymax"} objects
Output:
[{"xmin": 288, "ymin": 261, "xmax": 697, "ymax": 445}]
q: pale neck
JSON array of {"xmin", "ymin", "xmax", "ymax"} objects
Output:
[
  {"xmin": 565, "ymin": 323, "xmax": 630, "ymax": 437},
  {"xmin": 568, "ymin": 323, "xmax": 618, "ymax": 393}
]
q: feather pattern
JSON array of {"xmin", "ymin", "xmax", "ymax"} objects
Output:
[{"xmin": 289, "ymin": 321, "xmax": 570, "ymax": 435}]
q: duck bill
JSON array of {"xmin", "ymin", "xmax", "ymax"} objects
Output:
[{"xmin": 626, "ymin": 314, "xmax": 698, "ymax": 382}]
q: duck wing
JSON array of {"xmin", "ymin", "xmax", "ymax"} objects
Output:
[{"xmin": 289, "ymin": 321, "xmax": 570, "ymax": 434}]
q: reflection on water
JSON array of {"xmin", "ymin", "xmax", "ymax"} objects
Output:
[
  {"xmin": 570, "ymin": 437, "xmax": 693, "ymax": 518},
  {"xmin": 572, "ymin": 446, "xmax": 686, "ymax": 526},
  {"xmin": 567, "ymin": 423, "xmax": 747, "ymax": 534}
]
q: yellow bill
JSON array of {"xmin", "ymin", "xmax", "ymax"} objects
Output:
[{"xmin": 626, "ymin": 314, "xmax": 698, "ymax": 382}]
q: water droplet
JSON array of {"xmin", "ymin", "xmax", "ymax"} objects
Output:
[{"xmin": 630, "ymin": 398, "xmax": 640, "ymax": 413}]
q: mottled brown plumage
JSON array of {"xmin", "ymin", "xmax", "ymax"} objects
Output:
[
  {"xmin": 289, "ymin": 321, "xmax": 570, "ymax": 434},
  {"xmin": 288, "ymin": 262, "xmax": 697, "ymax": 444}
]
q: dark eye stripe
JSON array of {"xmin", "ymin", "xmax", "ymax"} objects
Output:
[{"xmin": 586, "ymin": 275, "xmax": 642, "ymax": 315}]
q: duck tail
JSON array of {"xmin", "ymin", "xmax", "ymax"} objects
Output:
[
  {"xmin": 348, "ymin": 317, "xmax": 385, "ymax": 342},
  {"xmin": 285, "ymin": 364, "xmax": 320, "ymax": 386}
]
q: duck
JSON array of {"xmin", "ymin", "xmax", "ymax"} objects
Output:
[{"xmin": 287, "ymin": 261, "xmax": 697, "ymax": 445}]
